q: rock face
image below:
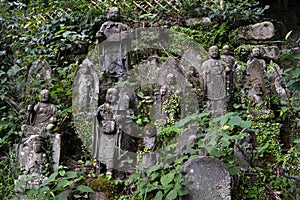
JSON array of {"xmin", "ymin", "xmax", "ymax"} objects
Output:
[
  {"xmin": 182, "ymin": 157, "xmax": 231, "ymax": 200},
  {"xmin": 238, "ymin": 21, "xmax": 275, "ymax": 42}
]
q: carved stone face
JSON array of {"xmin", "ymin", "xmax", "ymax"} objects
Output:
[
  {"xmin": 222, "ymin": 46, "xmax": 230, "ymax": 55},
  {"xmin": 81, "ymin": 64, "xmax": 89, "ymax": 74},
  {"xmin": 108, "ymin": 7, "xmax": 120, "ymax": 22},
  {"xmin": 40, "ymin": 89, "xmax": 50, "ymax": 103},
  {"xmin": 166, "ymin": 73, "xmax": 175, "ymax": 85},
  {"xmin": 253, "ymin": 82, "xmax": 262, "ymax": 95},
  {"xmin": 33, "ymin": 139, "xmax": 43, "ymax": 153},
  {"xmin": 252, "ymin": 48, "xmax": 260, "ymax": 58},
  {"xmin": 160, "ymin": 85, "xmax": 167, "ymax": 95},
  {"xmin": 106, "ymin": 88, "xmax": 118, "ymax": 103},
  {"xmin": 209, "ymin": 46, "xmax": 219, "ymax": 59}
]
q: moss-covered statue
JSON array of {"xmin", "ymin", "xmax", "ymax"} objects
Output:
[{"xmin": 15, "ymin": 89, "xmax": 61, "ymax": 194}]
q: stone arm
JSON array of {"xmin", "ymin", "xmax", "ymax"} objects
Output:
[
  {"xmin": 96, "ymin": 22, "xmax": 108, "ymax": 40},
  {"xmin": 27, "ymin": 104, "xmax": 35, "ymax": 125},
  {"xmin": 49, "ymin": 105, "xmax": 57, "ymax": 124},
  {"xmin": 201, "ymin": 61, "xmax": 210, "ymax": 90}
]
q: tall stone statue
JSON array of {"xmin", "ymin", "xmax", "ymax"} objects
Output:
[
  {"xmin": 244, "ymin": 47, "xmax": 268, "ymax": 99},
  {"xmin": 16, "ymin": 89, "xmax": 61, "ymax": 194},
  {"xmin": 73, "ymin": 59, "xmax": 99, "ymax": 153},
  {"xmin": 201, "ymin": 46, "xmax": 229, "ymax": 117},
  {"xmin": 93, "ymin": 88, "xmax": 119, "ymax": 175},
  {"xmin": 96, "ymin": 7, "xmax": 130, "ymax": 82},
  {"xmin": 221, "ymin": 45, "xmax": 237, "ymax": 107}
]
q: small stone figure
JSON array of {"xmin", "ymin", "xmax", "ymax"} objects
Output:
[
  {"xmin": 142, "ymin": 124, "xmax": 157, "ymax": 170},
  {"xmin": 26, "ymin": 60, "xmax": 52, "ymax": 93},
  {"xmin": 160, "ymin": 73, "xmax": 181, "ymax": 124},
  {"xmin": 244, "ymin": 47, "xmax": 268, "ymax": 99},
  {"xmin": 247, "ymin": 81, "xmax": 263, "ymax": 104},
  {"xmin": 77, "ymin": 64, "xmax": 94, "ymax": 110},
  {"xmin": 221, "ymin": 45, "xmax": 237, "ymax": 107},
  {"xmin": 24, "ymin": 89, "xmax": 57, "ymax": 132},
  {"xmin": 201, "ymin": 46, "xmax": 229, "ymax": 117},
  {"xmin": 186, "ymin": 66, "xmax": 205, "ymax": 102},
  {"xmin": 96, "ymin": 7, "xmax": 130, "ymax": 82}
]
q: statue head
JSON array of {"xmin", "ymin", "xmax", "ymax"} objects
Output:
[
  {"xmin": 160, "ymin": 85, "xmax": 167, "ymax": 95},
  {"xmin": 253, "ymin": 82, "xmax": 263, "ymax": 95},
  {"xmin": 80, "ymin": 64, "xmax": 89, "ymax": 74},
  {"xmin": 106, "ymin": 88, "xmax": 118, "ymax": 103},
  {"xmin": 32, "ymin": 136, "xmax": 43, "ymax": 153},
  {"xmin": 107, "ymin": 7, "xmax": 120, "ymax": 22},
  {"xmin": 166, "ymin": 73, "xmax": 175, "ymax": 85},
  {"xmin": 187, "ymin": 66, "xmax": 197, "ymax": 77},
  {"xmin": 40, "ymin": 89, "xmax": 50, "ymax": 103},
  {"xmin": 209, "ymin": 46, "xmax": 219, "ymax": 59},
  {"xmin": 222, "ymin": 45, "xmax": 230, "ymax": 55},
  {"xmin": 252, "ymin": 48, "xmax": 261, "ymax": 58}
]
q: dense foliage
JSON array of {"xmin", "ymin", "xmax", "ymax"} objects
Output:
[{"xmin": 0, "ymin": 0, "xmax": 299, "ymax": 199}]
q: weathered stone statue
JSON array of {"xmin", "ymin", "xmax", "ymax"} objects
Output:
[
  {"xmin": 96, "ymin": 7, "xmax": 130, "ymax": 82},
  {"xmin": 159, "ymin": 73, "xmax": 181, "ymax": 124},
  {"xmin": 16, "ymin": 89, "xmax": 61, "ymax": 194},
  {"xmin": 23, "ymin": 89, "xmax": 57, "ymax": 132},
  {"xmin": 26, "ymin": 60, "xmax": 52, "ymax": 93},
  {"xmin": 201, "ymin": 46, "xmax": 229, "ymax": 117},
  {"xmin": 93, "ymin": 88, "xmax": 119, "ymax": 175},
  {"xmin": 186, "ymin": 66, "xmax": 205, "ymax": 104},
  {"xmin": 73, "ymin": 59, "xmax": 99, "ymax": 153},
  {"xmin": 221, "ymin": 45, "xmax": 237, "ymax": 107},
  {"xmin": 244, "ymin": 47, "xmax": 268, "ymax": 99}
]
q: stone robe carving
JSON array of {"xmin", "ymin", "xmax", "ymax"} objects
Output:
[
  {"xmin": 96, "ymin": 7, "xmax": 130, "ymax": 82},
  {"xmin": 201, "ymin": 46, "xmax": 229, "ymax": 117}
]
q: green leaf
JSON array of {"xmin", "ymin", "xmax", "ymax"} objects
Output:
[
  {"xmin": 228, "ymin": 116, "xmax": 242, "ymax": 126},
  {"xmin": 166, "ymin": 189, "xmax": 177, "ymax": 200},
  {"xmin": 285, "ymin": 30, "xmax": 293, "ymax": 40},
  {"xmin": 240, "ymin": 121, "xmax": 251, "ymax": 129},
  {"xmin": 292, "ymin": 69, "xmax": 300, "ymax": 78},
  {"xmin": 59, "ymin": 170, "xmax": 66, "ymax": 176},
  {"xmin": 41, "ymin": 172, "xmax": 58, "ymax": 186},
  {"xmin": 177, "ymin": 188, "xmax": 188, "ymax": 196},
  {"xmin": 55, "ymin": 179, "xmax": 69, "ymax": 190},
  {"xmin": 7, "ymin": 65, "xmax": 21, "ymax": 77},
  {"xmin": 146, "ymin": 165, "xmax": 161, "ymax": 176},
  {"xmin": 154, "ymin": 191, "xmax": 163, "ymax": 200},
  {"xmin": 150, "ymin": 171, "xmax": 160, "ymax": 181},
  {"xmin": 228, "ymin": 165, "xmax": 240, "ymax": 175},
  {"xmin": 26, "ymin": 188, "xmax": 39, "ymax": 196},
  {"xmin": 14, "ymin": 180, "xmax": 25, "ymax": 190},
  {"xmin": 64, "ymin": 171, "xmax": 78, "ymax": 179},
  {"xmin": 160, "ymin": 173, "xmax": 175, "ymax": 187},
  {"xmin": 76, "ymin": 185, "xmax": 94, "ymax": 193},
  {"xmin": 293, "ymin": 138, "xmax": 300, "ymax": 143},
  {"xmin": 55, "ymin": 194, "xmax": 68, "ymax": 200}
]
